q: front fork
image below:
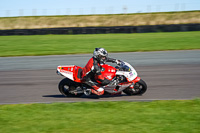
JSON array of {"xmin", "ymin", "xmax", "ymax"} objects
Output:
[{"xmin": 129, "ymin": 77, "xmax": 141, "ymax": 89}]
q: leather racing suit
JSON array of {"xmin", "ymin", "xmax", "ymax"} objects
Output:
[{"xmin": 82, "ymin": 56, "xmax": 118, "ymax": 94}]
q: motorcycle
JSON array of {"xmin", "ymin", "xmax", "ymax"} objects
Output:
[{"xmin": 56, "ymin": 61, "xmax": 147, "ymax": 97}]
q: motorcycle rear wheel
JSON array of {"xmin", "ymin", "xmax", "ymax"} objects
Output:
[
  {"xmin": 58, "ymin": 78, "xmax": 83, "ymax": 97},
  {"xmin": 123, "ymin": 79, "xmax": 147, "ymax": 95}
]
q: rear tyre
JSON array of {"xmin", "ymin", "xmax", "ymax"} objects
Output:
[
  {"xmin": 123, "ymin": 79, "xmax": 147, "ymax": 95},
  {"xmin": 58, "ymin": 78, "xmax": 83, "ymax": 97}
]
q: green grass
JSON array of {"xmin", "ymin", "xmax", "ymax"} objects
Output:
[
  {"xmin": 0, "ymin": 99, "xmax": 200, "ymax": 133},
  {"xmin": 0, "ymin": 31, "xmax": 200, "ymax": 57}
]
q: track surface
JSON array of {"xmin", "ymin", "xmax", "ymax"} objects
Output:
[{"xmin": 0, "ymin": 50, "xmax": 200, "ymax": 104}]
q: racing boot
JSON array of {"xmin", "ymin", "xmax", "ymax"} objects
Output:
[{"xmin": 91, "ymin": 86, "xmax": 104, "ymax": 96}]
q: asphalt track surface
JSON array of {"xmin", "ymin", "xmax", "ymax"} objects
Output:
[{"xmin": 0, "ymin": 50, "xmax": 200, "ymax": 104}]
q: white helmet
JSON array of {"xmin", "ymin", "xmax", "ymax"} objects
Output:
[{"xmin": 93, "ymin": 48, "xmax": 108, "ymax": 63}]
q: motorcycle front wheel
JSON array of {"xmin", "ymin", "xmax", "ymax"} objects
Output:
[
  {"xmin": 58, "ymin": 78, "xmax": 83, "ymax": 97},
  {"xmin": 123, "ymin": 79, "xmax": 147, "ymax": 95}
]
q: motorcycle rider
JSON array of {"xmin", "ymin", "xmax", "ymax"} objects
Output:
[{"xmin": 82, "ymin": 48, "xmax": 121, "ymax": 95}]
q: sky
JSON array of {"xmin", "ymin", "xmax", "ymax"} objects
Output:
[{"xmin": 0, "ymin": 0, "xmax": 199, "ymax": 17}]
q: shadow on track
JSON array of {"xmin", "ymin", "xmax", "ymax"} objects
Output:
[
  {"xmin": 43, "ymin": 95, "xmax": 66, "ymax": 98},
  {"xmin": 42, "ymin": 94, "xmax": 137, "ymax": 99}
]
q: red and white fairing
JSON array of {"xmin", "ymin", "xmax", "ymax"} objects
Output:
[
  {"xmin": 101, "ymin": 62, "xmax": 138, "ymax": 82},
  {"xmin": 116, "ymin": 62, "xmax": 138, "ymax": 82},
  {"xmin": 57, "ymin": 62, "xmax": 139, "ymax": 84},
  {"xmin": 57, "ymin": 65, "xmax": 83, "ymax": 82}
]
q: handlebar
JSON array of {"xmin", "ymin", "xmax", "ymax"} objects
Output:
[{"xmin": 116, "ymin": 61, "xmax": 131, "ymax": 72}]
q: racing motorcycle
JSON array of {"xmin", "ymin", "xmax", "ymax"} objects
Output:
[{"xmin": 56, "ymin": 61, "xmax": 147, "ymax": 97}]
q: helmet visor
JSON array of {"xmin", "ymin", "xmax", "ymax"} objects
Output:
[{"xmin": 99, "ymin": 55, "xmax": 107, "ymax": 63}]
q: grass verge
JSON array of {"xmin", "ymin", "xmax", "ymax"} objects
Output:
[
  {"xmin": 0, "ymin": 31, "xmax": 200, "ymax": 57},
  {"xmin": 0, "ymin": 99, "xmax": 200, "ymax": 133}
]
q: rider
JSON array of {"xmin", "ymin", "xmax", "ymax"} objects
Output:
[{"xmin": 81, "ymin": 48, "xmax": 121, "ymax": 95}]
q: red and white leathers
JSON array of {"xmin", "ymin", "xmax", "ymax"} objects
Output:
[{"xmin": 82, "ymin": 57, "xmax": 118, "ymax": 95}]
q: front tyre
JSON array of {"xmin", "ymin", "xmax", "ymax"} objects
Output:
[
  {"xmin": 58, "ymin": 78, "xmax": 83, "ymax": 97},
  {"xmin": 123, "ymin": 79, "xmax": 147, "ymax": 95}
]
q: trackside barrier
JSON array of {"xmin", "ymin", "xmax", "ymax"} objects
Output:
[{"xmin": 0, "ymin": 24, "xmax": 200, "ymax": 36}]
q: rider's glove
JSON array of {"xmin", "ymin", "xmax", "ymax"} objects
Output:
[{"xmin": 116, "ymin": 60, "xmax": 121, "ymax": 65}]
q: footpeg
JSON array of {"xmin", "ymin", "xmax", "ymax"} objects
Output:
[{"xmin": 84, "ymin": 89, "xmax": 92, "ymax": 96}]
